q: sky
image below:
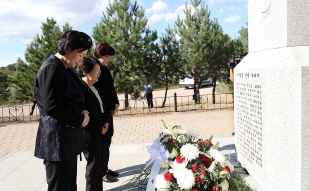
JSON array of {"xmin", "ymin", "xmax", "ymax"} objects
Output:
[{"xmin": 0, "ymin": 0, "xmax": 248, "ymax": 67}]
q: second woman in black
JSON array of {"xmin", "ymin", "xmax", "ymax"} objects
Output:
[
  {"xmin": 94, "ymin": 43, "xmax": 120, "ymax": 182},
  {"xmin": 77, "ymin": 56, "xmax": 109, "ymax": 191}
]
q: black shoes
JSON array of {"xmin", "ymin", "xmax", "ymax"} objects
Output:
[
  {"xmin": 107, "ymin": 169, "xmax": 119, "ymax": 177},
  {"xmin": 102, "ymin": 174, "xmax": 119, "ymax": 183}
]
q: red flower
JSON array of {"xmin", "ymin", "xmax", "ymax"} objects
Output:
[
  {"xmin": 164, "ymin": 173, "xmax": 173, "ymax": 181},
  {"xmin": 198, "ymin": 140, "xmax": 205, "ymax": 147},
  {"xmin": 191, "ymin": 163, "xmax": 198, "ymax": 173},
  {"xmin": 200, "ymin": 154, "xmax": 211, "ymax": 164},
  {"xmin": 176, "ymin": 155, "xmax": 185, "ymax": 163},
  {"xmin": 200, "ymin": 166, "xmax": 207, "ymax": 176},
  {"xmin": 192, "ymin": 190, "xmax": 198, "ymax": 191},
  {"xmin": 168, "ymin": 137, "xmax": 174, "ymax": 142},
  {"xmin": 223, "ymin": 166, "xmax": 231, "ymax": 173},
  {"xmin": 204, "ymin": 139, "xmax": 213, "ymax": 147},
  {"xmin": 195, "ymin": 176, "xmax": 203, "ymax": 184},
  {"xmin": 212, "ymin": 186, "xmax": 222, "ymax": 191}
]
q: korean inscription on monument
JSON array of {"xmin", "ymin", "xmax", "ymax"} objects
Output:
[{"xmin": 235, "ymin": 72, "xmax": 263, "ymax": 167}]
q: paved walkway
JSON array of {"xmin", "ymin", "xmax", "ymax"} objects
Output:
[
  {"xmin": 0, "ymin": 109, "xmax": 266, "ymax": 191},
  {"xmin": 0, "ymin": 109, "xmax": 235, "ymax": 159}
]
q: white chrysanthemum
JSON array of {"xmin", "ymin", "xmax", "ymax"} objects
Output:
[
  {"xmin": 168, "ymin": 160, "xmax": 188, "ymax": 178},
  {"xmin": 208, "ymin": 161, "xmax": 216, "ymax": 172},
  {"xmin": 209, "ymin": 149, "xmax": 226, "ymax": 166},
  {"xmin": 168, "ymin": 151, "xmax": 175, "ymax": 159},
  {"xmin": 219, "ymin": 179, "xmax": 229, "ymax": 191},
  {"xmin": 180, "ymin": 144, "xmax": 199, "ymax": 161},
  {"xmin": 223, "ymin": 160, "xmax": 234, "ymax": 173},
  {"xmin": 155, "ymin": 172, "xmax": 172, "ymax": 190},
  {"xmin": 176, "ymin": 168, "xmax": 195, "ymax": 189}
]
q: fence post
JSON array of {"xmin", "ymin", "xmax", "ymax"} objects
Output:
[{"xmin": 174, "ymin": 92, "xmax": 177, "ymax": 112}]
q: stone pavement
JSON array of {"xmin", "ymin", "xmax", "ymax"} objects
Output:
[
  {"xmin": 0, "ymin": 109, "xmax": 235, "ymax": 158},
  {"xmin": 0, "ymin": 109, "xmax": 266, "ymax": 191}
]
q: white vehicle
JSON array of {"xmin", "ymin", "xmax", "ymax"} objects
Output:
[{"xmin": 179, "ymin": 74, "xmax": 212, "ymax": 88}]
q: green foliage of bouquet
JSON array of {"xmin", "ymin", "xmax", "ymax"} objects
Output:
[{"xmin": 128, "ymin": 120, "xmax": 252, "ymax": 191}]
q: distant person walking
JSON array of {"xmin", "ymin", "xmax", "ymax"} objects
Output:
[
  {"xmin": 34, "ymin": 30, "xmax": 92, "ymax": 191},
  {"xmin": 144, "ymin": 82, "xmax": 154, "ymax": 108}
]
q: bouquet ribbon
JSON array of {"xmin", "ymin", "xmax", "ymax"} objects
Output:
[
  {"xmin": 145, "ymin": 137, "xmax": 168, "ymax": 191},
  {"xmin": 146, "ymin": 137, "xmax": 169, "ymax": 162}
]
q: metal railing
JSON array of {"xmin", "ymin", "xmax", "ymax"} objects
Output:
[
  {"xmin": 0, "ymin": 93, "xmax": 233, "ymax": 123},
  {"xmin": 0, "ymin": 105, "xmax": 40, "ymax": 123},
  {"xmin": 116, "ymin": 93, "xmax": 234, "ymax": 115}
]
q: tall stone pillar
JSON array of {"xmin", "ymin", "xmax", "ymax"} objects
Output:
[{"xmin": 234, "ymin": 0, "xmax": 309, "ymax": 190}]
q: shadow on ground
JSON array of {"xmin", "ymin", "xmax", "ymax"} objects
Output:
[{"xmin": 106, "ymin": 164, "xmax": 146, "ymax": 191}]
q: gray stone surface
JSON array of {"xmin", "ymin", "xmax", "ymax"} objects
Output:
[
  {"xmin": 248, "ymin": 0, "xmax": 309, "ymax": 52},
  {"xmin": 235, "ymin": 0, "xmax": 309, "ymax": 190}
]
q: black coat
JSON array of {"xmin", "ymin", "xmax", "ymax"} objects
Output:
[
  {"xmin": 94, "ymin": 66, "xmax": 119, "ymax": 115},
  {"xmin": 81, "ymin": 80, "xmax": 109, "ymax": 146},
  {"xmin": 34, "ymin": 55, "xmax": 85, "ymax": 161}
]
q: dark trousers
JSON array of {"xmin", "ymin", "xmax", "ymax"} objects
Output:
[
  {"xmin": 44, "ymin": 157, "xmax": 78, "ymax": 191},
  {"xmin": 146, "ymin": 93, "xmax": 153, "ymax": 108},
  {"xmin": 83, "ymin": 142, "xmax": 103, "ymax": 191},
  {"xmin": 102, "ymin": 116, "xmax": 114, "ymax": 174}
]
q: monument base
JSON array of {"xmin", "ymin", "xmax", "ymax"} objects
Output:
[{"xmin": 215, "ymin": 136, "xmax": 266, "ymax": 191}]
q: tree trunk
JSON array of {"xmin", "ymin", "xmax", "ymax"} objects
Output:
[
  {"xmin": 125, "ymin": 88, "xmax": 129, "ymax": 109},
  {"xmin": 162, "ymin": 63, "xmax": 168, "ymax": 107},
  {"xmin": 193, "ymin": 78, "xmax": 200, "ymax": 104},
  {"xmin": 212, "ymin": 78, "xmax": 217, "ymax": 104},
  {"xmin": 162, "ymin": 80, "xmax": 168, "ymax": 107}
]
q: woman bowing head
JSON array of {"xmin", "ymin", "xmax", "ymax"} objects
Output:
[
  {"xmin": 34, "ymin": 30, "xmax": 92, "ymax": 191},
  {"xmin": 77, "ymin": 56, "xmax": 110, "ymax": 191}
]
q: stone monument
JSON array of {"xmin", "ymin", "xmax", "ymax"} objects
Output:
[{"xmin": 234, "ymin": 0, "xmax": 309, "ymax": 190}]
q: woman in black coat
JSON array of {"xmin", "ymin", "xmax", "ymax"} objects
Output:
[
  {"xmin": 94, "ymin": 43, "xmax": 120, "ymax": 182},
  {"xmin": 34, "ymin": 30, "xmax": 92, "ymax": 191},
  {"xmin": 76, "ymin": 56, "xmax": 109, "ymax": 191}
]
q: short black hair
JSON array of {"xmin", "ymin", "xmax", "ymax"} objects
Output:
[
  {"xmin": 55, "ymin": 30, "xmax": 93, "ymax": 55},
  {"xmin": 76, "ymin": 56, "xmax": 100, "ymax": 77}
]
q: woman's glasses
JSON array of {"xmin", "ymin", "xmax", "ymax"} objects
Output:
[
  {"xmin": 104, "ymin": 55, "xmax": 113, "ymax": 60},
  {"xmin": 92, "ymin": 70, "xmax": 101, "ymax": 75}
]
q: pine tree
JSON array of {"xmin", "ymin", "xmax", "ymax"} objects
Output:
[
  {"xmin": 175, "ymin": 0, "xmax": 213, "ymax": 104},
  {"xmin": 207, "ymin": 20, "xmax": 234, "ymax": 103},
  {"xmin": 158, "ymin": 26, "xmax": 183, "ymax": 107},
  {"xmin": 238, "ymin": 22, "xmax": 248, "ymax": 53},
  {"xmin": 25, "ymin": 18, "xmax": 71, "ymax": 74},
  {"xmin": 92, "ymin": 0, "xmax": 158, "ymax": 108},
  {"xmin": 12, "ymin": 18, "xmax": 72, "ymax": 102},
  {"xmin": 6, "ymin": 64, "xmax": 16, "ymax": 72},
  {"xmin": 12, "ymin": 58, "xmax": 33, "ymax": 101},
  {"xmin": 0, "ymin": 71, "xmax": 10, "ymax": 103}
]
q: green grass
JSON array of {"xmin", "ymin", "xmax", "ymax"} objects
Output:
[{"xmin": 216, "ymin": 82, "xmax": 234, "ymax": 94}]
